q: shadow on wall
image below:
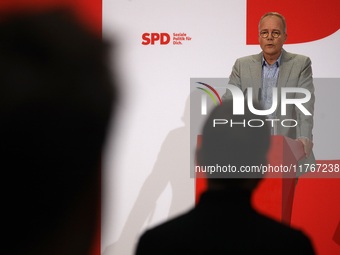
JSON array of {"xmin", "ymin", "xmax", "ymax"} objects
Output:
[{"xmin": 103, "ymin": 95, "xmax": 195, "ymax": 255}]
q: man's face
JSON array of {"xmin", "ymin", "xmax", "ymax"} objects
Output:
[{"xmin": 258, "ymin": 15, "xmax": 287, "ymax": 59}]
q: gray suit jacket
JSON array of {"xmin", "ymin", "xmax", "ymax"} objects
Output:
[{"xmin": 222, "ymin": 49, "xmax": 316, "ymax": 171}]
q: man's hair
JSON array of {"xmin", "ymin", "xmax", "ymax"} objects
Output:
[
  {"xmin": 198, "ymin": 100, "xmax": 270, "ymax": 185},
  {"xmin": 258, "ymin": 11, "xmax": 287, "ymax": 33},
  {"xmin": 0, "ymin": 8, "xmax": 117, "ymax": 252}
]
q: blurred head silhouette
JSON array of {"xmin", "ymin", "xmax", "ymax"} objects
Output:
[
  {"xmin": 0, "ymin": 8, "xmax": 117, "ymax": 255},
  {"xmin": 196, "ymin": 100, "xmax": 271, "ymax": 191}
]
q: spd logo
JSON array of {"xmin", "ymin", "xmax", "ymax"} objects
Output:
[{"xmin": 141, "ymin": 33, "xmax": 171, "ymax": 45}]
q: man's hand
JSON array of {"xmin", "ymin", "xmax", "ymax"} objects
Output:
[{"xmin": 296, "ymin": 137, "xmax": 313, "ymax": 158}]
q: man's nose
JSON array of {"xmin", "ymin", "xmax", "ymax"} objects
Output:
[{"xmin": 267, "ymin": 33, "xmax": 274, "ymax": 40}]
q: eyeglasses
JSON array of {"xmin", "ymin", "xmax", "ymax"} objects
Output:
[{"xmin": 259, "ymin": 31, "xmax": 281, "ymax": 38}]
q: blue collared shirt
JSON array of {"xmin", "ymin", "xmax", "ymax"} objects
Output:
[{"xmin": 261, "ymin": 54, "xmax": 282, "ymax": 119}]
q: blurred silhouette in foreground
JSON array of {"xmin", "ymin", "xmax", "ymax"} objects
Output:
[
  {"xmin": 0, "ymin": 8, "xmax": 117, "ymax": 255},
  {"xmin": 136, "ymin": 100, "xmax": 316, "ymax": 255}
]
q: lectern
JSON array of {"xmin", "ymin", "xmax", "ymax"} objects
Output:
[{"xmin": 195, "ymin": 135, "xmax": 305, "ymax": 225}]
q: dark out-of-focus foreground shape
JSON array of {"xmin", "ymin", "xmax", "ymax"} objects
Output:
[
  {"xmin": 135, "ymin": 100, "xmax": 316, "ymax": 255},
  {"xmin": 0, "ymin": 7, "xmax": 118, "ymax": 255}
]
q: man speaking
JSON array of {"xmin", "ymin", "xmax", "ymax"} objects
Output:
[{"xmin": 222, "ymin": 11, "xmax": 315, "ymax": 173}]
